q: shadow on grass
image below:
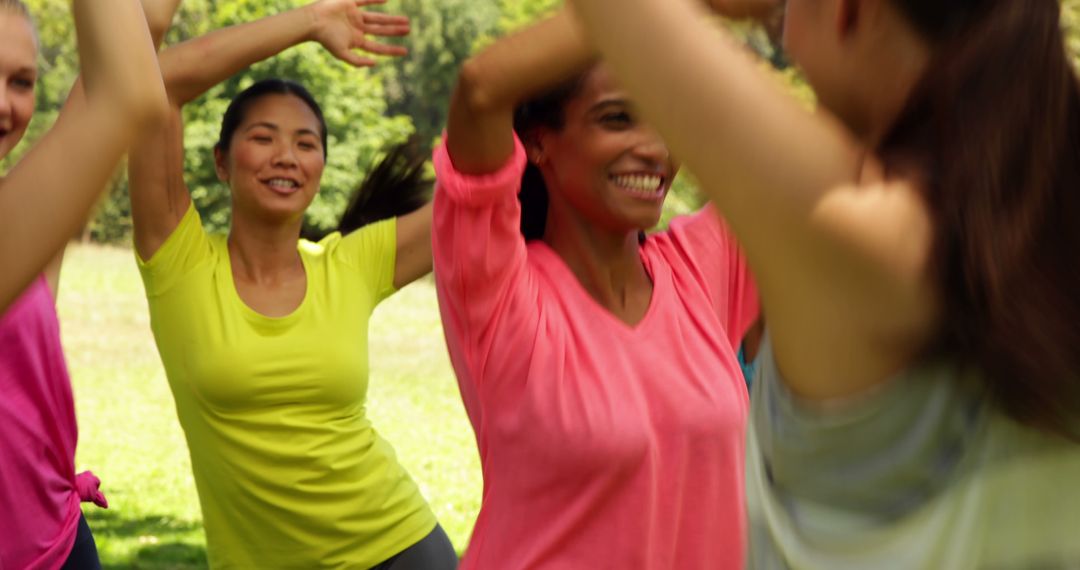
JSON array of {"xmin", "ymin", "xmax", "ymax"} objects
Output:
[{"xmin": 86, "ymin": 510, "xmax": 208, "ymax": 569}]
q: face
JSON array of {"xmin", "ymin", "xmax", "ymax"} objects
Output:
[
  {"xmin": 532, "ymin": 65, "xmax": 680, "ymax": 234},
  {"xmin": 782, "ymin": 0, "xmax": 882, "ymax": 138},
  {"xmin": 215, "ymin": 94, "xmax": 326, "ymax": 223},
  {"xmin": 0, "ymin": 11, "xmax": 37, "ymax": 162}
]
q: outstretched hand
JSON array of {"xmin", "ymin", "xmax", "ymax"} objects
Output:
[{"xmin": 309, "ymin": 0, "xmax": 410, "ymax": 67}]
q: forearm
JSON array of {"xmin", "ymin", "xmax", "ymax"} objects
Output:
[
  {"xmin": 74, "ymin": 0, "xmax": 167, "ymax": 127},
  {"xmin": 160, "ymin": 6, "xmax": 317, "ymax": 105},
  {"xmin": 0, "ymin": 103, "xmax": 136, "ymax": 310},
  {"xmin": 567, "ymin": 0, "xmax": 859, "ymax": 221},
  {"xmin": 140, "ymin": 0, "xmax": 184, "ymax": 47},
  {"xmin": 448, "ymin": 8, "xmax": 596, "ymax": 174}
]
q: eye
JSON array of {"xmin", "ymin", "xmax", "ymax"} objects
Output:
[
  {"xmin": 251, "ymin": 134, "xmax": 273, "ymax": 143},
  {"xmin": 600, "ymin": 111, "xmax": 633, "ymax": 129},
  {"xmin": 298, "ymin": 141, "xmax": 319, "ymax": 151},
  {"xmin": 11, "ymin": 77, "xmax": 34, "ymax": 91}
]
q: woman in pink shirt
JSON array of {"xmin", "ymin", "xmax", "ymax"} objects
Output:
[
  {"xmin": 433, "ymin": 8, "xmax": 758, "ymax": 568},
  {"xmin": 0, "ymin": 0, "xmax": 168, "ymax": 567}
]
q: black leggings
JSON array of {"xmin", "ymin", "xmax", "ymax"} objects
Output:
[
  {"xmin": 370, "ymin": 524, "xmax": 458, "ymax": 570},
  {"xmin": 60, "ymin": 513, "xmax": 102, "ymax": 570}
]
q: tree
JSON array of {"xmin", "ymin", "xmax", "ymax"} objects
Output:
[
  {"xmin": 11, "ymin": 0, "xmax": 414, "ymax": 241},
  {"xmin": 380, "ymin": 0, "xmax": 499, "ymax": 152}
]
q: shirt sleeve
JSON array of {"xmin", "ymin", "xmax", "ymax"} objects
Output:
[
  {"xmin": 331, "ymin": 217, "xmax": 398, "ymax": 305},
  {"xmin": 664, "ymin": 205, "xmax": 760, "ymax": 349},
  {"xmin": 431, "ymin": 134, "xmax": 539, "ymax": 390},
  {"xmin": 136, "ymin": 203, "xmax": 213, "ymax": 297}
]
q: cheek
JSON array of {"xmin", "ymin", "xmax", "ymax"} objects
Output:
[
  {"xmin": 12, "ymin": 92, "xmax": 34, "ymax": 132},
  {"xmin": 781, "ymin": 0, "xmax": 818, "ymax": 66},
  {"xmin": 302, "ymin": 155, "xmax": 326, "ymax": 177},
  {"xmin": 231, "ymin": 145, "xmax": 267, "ymax": 173}
]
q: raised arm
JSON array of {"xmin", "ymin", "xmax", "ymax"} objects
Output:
[
  {"xmin": 447, "ymin": 8, "xmax": 594, "ymax": 174},
  {"xmin": 0, "ymin": 0, "xmax": 167, "ymax": 311},
  {"xmin": 394, "ymin": 11, "xmax": 597, "ymax": 290},
  {"xmin": 142, "ymin": 0, "xmax": 184, "ymax": 47},
  {"xmin": 129, "ymin": 0, "xmax": 408, "ymax": 260},
  {"xmin": 568, "ymin": 0, "xmax": 938, "ymax": 399}
]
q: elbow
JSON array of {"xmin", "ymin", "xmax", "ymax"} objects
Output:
[
  {"xmin": 130, "ymin": 76, "xmax": 171, "ymax": 129},
  {"xmin": 453, "ymin": 57, "xmax": 502, "ymax": 116}
]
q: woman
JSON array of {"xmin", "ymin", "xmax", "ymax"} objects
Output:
[
  {"xmin": 569, "ymin": 0, "xmax": 1080, "ymax": 566},
  {"xmin": 128, "ymin": 1, "xmax": 455, "ymax": 567},
  {"xmin": 0, "ymin": 0, "xmax": 168, "ymax": 567},
  {"xmin": 433, "ymin": 9, "xmax": 759, "ymax": 568}
]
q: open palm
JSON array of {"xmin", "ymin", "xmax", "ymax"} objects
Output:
[{"xmin": 310, "ymin": 0, "xmax": 410, "ymax": 67}]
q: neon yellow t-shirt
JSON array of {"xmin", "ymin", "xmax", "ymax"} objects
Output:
[{"xmin": 137, "ymin": 205, "xmax": 436, "ymax": 569}]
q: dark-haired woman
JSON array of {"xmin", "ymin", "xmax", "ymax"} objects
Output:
[
  {"xmin": 128, "ymin": 1, "xmax": 455, "ymax": 567},
  {"xmin": 568, "ymin": 0, "xmax": 1080, "ymax": 566},
  {"xmin": 433, "ymin": 9, "xmax": 759, "ymax": 568}
]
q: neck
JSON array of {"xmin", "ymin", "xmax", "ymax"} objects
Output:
[
  {"xmin": 542, "ymin": 207, "xmax": 652, "ymax": 312},
  {"xmin": 861, "ymin": 23, "xmax": 932, "ymax": 147},
  {"xmin": 227, "ymin": 209, "xmax": 304, "ymax": 283}
]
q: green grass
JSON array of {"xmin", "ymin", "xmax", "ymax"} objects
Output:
[{"xmin": 58, "ymin": 243, "xmax": 481, "ymax": 569}]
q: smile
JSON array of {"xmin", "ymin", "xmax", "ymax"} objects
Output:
[
  {"xmin": 262, "ymin": 177, "xmax": 301, "ymax": 195},
  {"xmin": 610, "ymin": 173, "xmax": 666, "ymax": 200}
]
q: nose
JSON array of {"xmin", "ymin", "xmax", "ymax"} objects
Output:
[
  {"xmin": 271, "ymin": 141, "xmax": 299, "ymax": 168},
  {"xmin": 632, "ymin": 126, "xmax": 672, "ymax": 169}
]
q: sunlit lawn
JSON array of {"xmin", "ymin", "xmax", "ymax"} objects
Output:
[{"xmin": 58, "ymin": 243, "xmax": 481, "ymax": 569}]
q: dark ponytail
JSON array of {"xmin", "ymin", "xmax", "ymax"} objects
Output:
[
  {"xmin": 512, "ymin": 72, "xmax": 590, "ymax": 240},
  {"xmin": 337, "ymin": 140, "xmax": 432, "ymax": 235},
  {"xmin": 880, "ymin": 0, "xmax": 1080, "ymax": 436}
]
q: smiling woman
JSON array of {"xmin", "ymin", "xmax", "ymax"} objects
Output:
[
  {"xmin": 431, "ymin": 7, "xmax": 759, "ymax": 568},
  {"xmin": 123, "ymin": 1, "xmax": 458, "ymax": 568}
]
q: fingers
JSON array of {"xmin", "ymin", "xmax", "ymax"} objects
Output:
[
  {"xmin": 358, "ymin": 40, "xmax": 409, "ymax": 57},
  {"xmin": 362, "ymin": 12, "xmax": 410, "ymax": 26},
  {"xmin": 335, "ymin": 48, "xmax": 378, "ymax": 67},
  {"xmin": 365, "ymin": 23, "xmax": 411, "ymax": 37}
]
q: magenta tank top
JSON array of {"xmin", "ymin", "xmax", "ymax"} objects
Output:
[{"xmin": 0, "ymin": 275, "xmax": 82, "ymax": 569}]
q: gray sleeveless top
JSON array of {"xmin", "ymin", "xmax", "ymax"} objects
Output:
[{"xmin": 746, "ymin": 338, "xmax": 1080, "ymax": 569}]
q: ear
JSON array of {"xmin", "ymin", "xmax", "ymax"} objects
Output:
[
  {"xmin": 213, "ymin": 147, "xmax": 230, "ymax": 183},
  {"xmin": 836, "ymin": 0, "xmax": 861, "ymax": 40},
  {"xmin": 523, "ymin": 132, "xmax": 547, "ymax": 166}
]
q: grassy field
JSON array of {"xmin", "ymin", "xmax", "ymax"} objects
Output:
[{"xmin": 57, "ymin": 243, "xmax": 481, "ymax": 569}]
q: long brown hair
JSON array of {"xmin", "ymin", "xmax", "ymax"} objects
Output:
[{"xmin": 880, "ymin": 0, "xmax": 1080, "ymax": 436}]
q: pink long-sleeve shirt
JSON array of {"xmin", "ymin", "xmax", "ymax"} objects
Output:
[{"xmin": 433, "ymin": 136, "xmax": 759, "ymax": 569}]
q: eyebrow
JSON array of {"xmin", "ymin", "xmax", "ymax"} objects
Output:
[
  {"xmin": 588, "ymin": 98, "xmax": 631, "ymax": 114},
  {"xmin": 244, "ymin": 122, "xmax": 321, "ymax": 139}
]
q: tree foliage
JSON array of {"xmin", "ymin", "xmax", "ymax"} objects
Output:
[{"xmin": 5, "ymin": 0, "xmax": 1080, "ymax": 242}]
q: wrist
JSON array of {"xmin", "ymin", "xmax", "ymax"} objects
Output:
[{"xmin": 300, "ymin": 2, "xmax": 323, "ymax": 43}]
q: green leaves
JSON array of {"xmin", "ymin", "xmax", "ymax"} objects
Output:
[{"xmin": 10, "ymin": 0, "xmax": 1080, "ymax": 241}]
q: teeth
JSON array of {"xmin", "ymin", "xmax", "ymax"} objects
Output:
[
  {"xmin": 612, "ymin": 174, "xmax": 663, "ymax": 194},
  {"xmin": 267, "ymin": 178, "xmax": 298, "ymax": 189}
]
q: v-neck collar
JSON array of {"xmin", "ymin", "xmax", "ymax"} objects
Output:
[{"xmin": 529, "ymin": 240, "xmax": 669, "ymax": 336}]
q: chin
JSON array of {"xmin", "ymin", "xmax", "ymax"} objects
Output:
[
  {"xmin": 625, "ymin": 214, "xmax": 663, "ymax": 233},
  {"xmin": 254, "ymin": 202, "xmax": 307, "ymax": 224}
]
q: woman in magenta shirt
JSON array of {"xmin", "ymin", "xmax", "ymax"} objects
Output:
[
  {"xmin": 433, "ymin": 9, "xmax": 758, "ymax": 568},
  {"xmin": 0, "ymin": 0, "xmax": 168, "ymax": 567}
]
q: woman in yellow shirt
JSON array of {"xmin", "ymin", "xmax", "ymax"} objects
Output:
[{"xmin": 128, "ymin": 1, "xmax": 453, "ymax": 567}]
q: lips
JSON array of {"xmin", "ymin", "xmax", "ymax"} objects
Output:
[{"xmin": 261, "ymin": 177, "xmax": 302, "ymax": 196}]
